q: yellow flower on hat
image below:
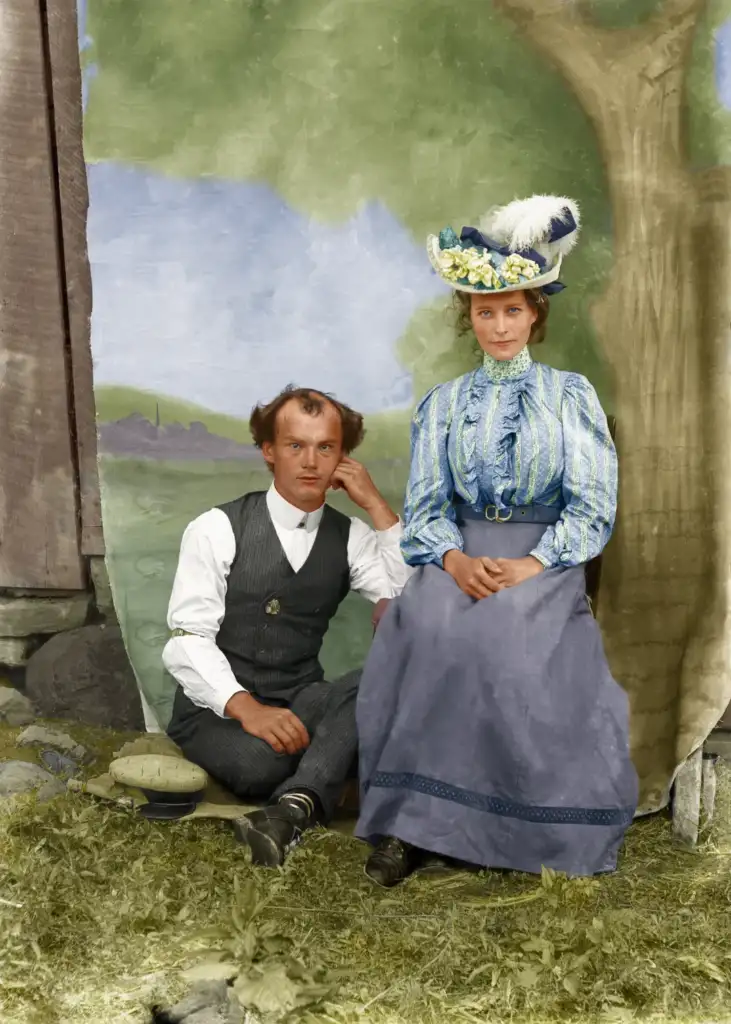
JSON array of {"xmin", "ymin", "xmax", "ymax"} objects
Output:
[
  {"xmin": 463, "ymin": 251, "xmax": 489, "ymax": 284},
  {"xmin": 436, "ymin": 247, "xmax": 463, "ymax": 277},
  {"xmin": 438, "ymin": 246, "xmax": 504, "ymax": 289},
  {"xmin": 502, "ymin": 253, "xmax": 540, "ymax": 285}
]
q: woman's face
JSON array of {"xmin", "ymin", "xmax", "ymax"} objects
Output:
[{"xmin": 470, "ymin": 291, "xmax": 537, "ymax": 361}]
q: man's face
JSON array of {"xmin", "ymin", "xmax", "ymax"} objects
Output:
[{"xmin": 262, "ymin": 399, "xmax": 344, "ymax": 510}]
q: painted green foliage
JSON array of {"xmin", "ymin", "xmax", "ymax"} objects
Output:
[
  {"xmin": 85, "ymin": 0, "xmax": 613, "ymax": 405},
  {"xmin": 84, "ymin": 0, "xmax": 731, "ymax": 414}
]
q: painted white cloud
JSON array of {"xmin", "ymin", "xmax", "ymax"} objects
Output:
[{"xmin": 87, "ymin": 162, "xmax": 447, "ymax": 416}]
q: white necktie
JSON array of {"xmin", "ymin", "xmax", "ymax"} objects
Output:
[{"xmin": 290, "ymin": 516, "xmax": 309, "ymax": 572}]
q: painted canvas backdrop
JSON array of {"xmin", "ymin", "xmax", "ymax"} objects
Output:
[{"xmin": 81, "ymin": 0, "xmax": 731, "ymax": 813}]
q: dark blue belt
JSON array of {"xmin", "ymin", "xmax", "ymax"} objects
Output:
[{"xmin": 455, "ymin": 503, "xmax": 561, "ymax": 525}]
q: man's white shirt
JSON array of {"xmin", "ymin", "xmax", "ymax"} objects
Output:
[{"xmin": 162, "ymin": 485, "xmax": 413, "ymax": 718}]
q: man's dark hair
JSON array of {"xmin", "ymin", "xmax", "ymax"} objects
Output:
[{"xmin": 249, "ymin": 385, "xmax": 366, "ymax": 454}]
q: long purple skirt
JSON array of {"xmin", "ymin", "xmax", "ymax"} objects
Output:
[{"xmin": 355, "ymin": 518, "xmax": 639, "ymax": 876}]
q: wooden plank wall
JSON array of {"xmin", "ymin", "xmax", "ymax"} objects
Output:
[{"xmin": 0, "ymin": 0, "xmax": 97, "ymax": 588}]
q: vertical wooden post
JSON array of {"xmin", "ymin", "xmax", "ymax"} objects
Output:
[
  {"xmin": 0, "ymin": 0, "xmax": 86, "ymax": 588},
  {"xmin": 40, "ymin": 0, "xmax": 104, "ymax": 559}
]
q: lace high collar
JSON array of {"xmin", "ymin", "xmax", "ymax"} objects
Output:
[{"xmin": 480, "ymin": 346, "xmax": 532, "ymax": 382}]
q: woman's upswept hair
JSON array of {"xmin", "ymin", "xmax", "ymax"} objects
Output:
[
  {"xmin": 249, "ymin": 385, "xmax": 365, "ymax": 454},
  {"xmin": 453, "ymin": 287, "xmax": 550, "ymax": 344}
]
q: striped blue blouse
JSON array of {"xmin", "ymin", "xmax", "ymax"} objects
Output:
[{"xmin": 401, "ymin": 347, "xmax": 617, "ymax": 570}]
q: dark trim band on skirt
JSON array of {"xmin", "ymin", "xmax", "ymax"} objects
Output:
[
  {"xmin": 454, "ymin": 503, "xmax": 561, "ymax": 525},
  {"xmin": 365, "ymin": 771, "xmax": 636, "ymax": 827}
]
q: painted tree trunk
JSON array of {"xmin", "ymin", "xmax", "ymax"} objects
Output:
[{"xmin": 495, "ymin": 0, "xmax": 731, "ymax": 811}]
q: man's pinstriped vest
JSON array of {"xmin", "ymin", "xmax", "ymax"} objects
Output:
[{"xmin": 215, "ymin": 491, "xmax": 351, "ymax": 697}]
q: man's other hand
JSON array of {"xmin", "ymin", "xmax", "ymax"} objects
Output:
[
  {"xmin": 224, "ymin": 692, "xmax": 309, "ymax": 755},
  {"xmin": 372, "ymin": 597, "xmax": 391, "ymax": 633}
]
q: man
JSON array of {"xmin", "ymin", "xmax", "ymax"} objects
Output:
[{"xmin": 162, "ymin": 385, "xmax": 411, "ymax": 867}]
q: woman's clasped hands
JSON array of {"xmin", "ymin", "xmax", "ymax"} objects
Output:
[{"xmin": 443, "ymin": 550, "xmax": 544, "ymax": 600}]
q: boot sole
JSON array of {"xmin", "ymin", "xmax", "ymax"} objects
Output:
[{"xmin": 232, "ymin": 818, "xmax": 285, "ymax": 867}]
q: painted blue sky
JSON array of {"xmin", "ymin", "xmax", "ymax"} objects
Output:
[
  {"xmin": 87, "ymin": 162, "xmax": 446, "ymax": 417},
  {"xmin": 716, "ymin": 19, "xmax": 731, "ymax": 111}
]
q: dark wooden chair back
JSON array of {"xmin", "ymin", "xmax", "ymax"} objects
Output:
[{"xmin": 584, "ymin": 414, "xmax": 616, "ymax": 615}]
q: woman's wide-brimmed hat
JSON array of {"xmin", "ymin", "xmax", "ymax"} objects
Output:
[{"xmin": 427, "ymin": 194, "xmax": 580, "ymax": 296}]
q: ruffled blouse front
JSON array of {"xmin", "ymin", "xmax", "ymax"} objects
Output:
[{"xmin": 401, "ymin": 349, "xmax": 618, "ymax": 570}]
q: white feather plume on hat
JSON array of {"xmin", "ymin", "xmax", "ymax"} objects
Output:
[{"xmin": 478, "ymin": 194, "xmax": 580, "ymax": 263}]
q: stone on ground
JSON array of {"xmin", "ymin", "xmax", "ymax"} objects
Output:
[
  {"xmin": 25, "ymin": 624, "xmax": 145, "ymax": 731},
  {"xmin": 0, "ymin": 594, "xmax": 89, "ymax": 635},
  {"xmin": 0, "ymin": 685, "xmax": 36, "ymax": 727},
  {"xmin": 16, "ymin": 724, "xmax": 87, "ymax": 762},
  {"xmin": 0, "ymin": 637, "xmax": 34, "ymax": 667},
  {"xmin": 0, "ymin": 759, "xmax": 66, "ymax": 801},
  {"xmin": 152, "ymin": 980, "xmax": 245, "ymax": 1023}
]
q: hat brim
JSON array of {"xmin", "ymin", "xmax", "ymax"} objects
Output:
[
  {"xmin": 137, "ymin": 786, "xmax": 205, "ymax": 821},
  {"xmin": 140, "ymin": 787, "xmax": 205, "ymax": 805},
  {"xmin": 426, "ymin": 234, "xmax": 562, "ymax": 294},
  {"xmin": 138, "ymin": 801, "xmax": 198, "ymax": 821}
]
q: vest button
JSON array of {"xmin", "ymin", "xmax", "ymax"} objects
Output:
[{"xmin": 265, "ymin": 599, "xmax": 280, "ymax": 616}]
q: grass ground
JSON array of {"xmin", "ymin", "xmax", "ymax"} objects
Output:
[
  {"xmin": 1, "ymin": 717, "xmax": 730, "ymax": 1024},
  {"xmin": 99, "ymin": 455, "xmax": 409, "ymax": 727}
]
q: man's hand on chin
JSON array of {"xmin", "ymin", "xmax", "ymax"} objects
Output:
[{"xmin": 330, "ymin": 457, "xmax": 399, "ymax": 531}]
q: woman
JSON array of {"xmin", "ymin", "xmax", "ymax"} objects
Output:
[{"xmin": 355, "ymin": 194, "xmax": 639, "ymax": 887}]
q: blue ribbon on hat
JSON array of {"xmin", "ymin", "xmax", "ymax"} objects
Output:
[
  {"xmin": 546, "ymin": 208, "xmax": 578, "ymax": 242},
  {"xmin": 458, "ymin": 227, "xmax": 547, "ymax": 268},
  {"xmin": 541, "ymin": 280, "xmax": 566, "ymax": 295},
  {"xmin": 458, "ymin": 208, "xmax": 576, "ymax": 264}
]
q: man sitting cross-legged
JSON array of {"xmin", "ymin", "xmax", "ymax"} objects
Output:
[{"xmin": 162, "ymin": 386, "xmax": 411, "ymax": 866}]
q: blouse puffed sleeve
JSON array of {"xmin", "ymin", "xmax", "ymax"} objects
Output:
[
  {"xmin": 400, "ymin": 383, "xmax": 463, "ymax": 568},
  {"xmin": 529, "ymin": 373, "xmax": 617, "ymax": 569}
]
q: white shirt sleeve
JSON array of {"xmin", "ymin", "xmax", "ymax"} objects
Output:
[
  {"xmin": 347, "ymin": 517, "xmax": 415, "ymax": 603},
  {"xmin": 161, "ymin": 508, "xmax": 245, "ymax": 719}
]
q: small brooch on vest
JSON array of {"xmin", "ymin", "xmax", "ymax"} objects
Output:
[{"xmin": 265, "ymin": 599, "xmax": 281, "ymax": 616}]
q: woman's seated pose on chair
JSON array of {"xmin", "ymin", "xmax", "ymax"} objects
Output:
[{"xmin": 355, "ymin": 194, "xmax": 639, "ymax": 887}]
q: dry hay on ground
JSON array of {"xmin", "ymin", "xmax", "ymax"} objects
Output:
[{"xmin": 0, "ymin": 722, "xmax": 730, "ymax": 1024}]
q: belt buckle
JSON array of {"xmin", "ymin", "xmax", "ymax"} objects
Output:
[{"xmin": 485, "ymin": 504, "xmax": 512, "ymax": 523}]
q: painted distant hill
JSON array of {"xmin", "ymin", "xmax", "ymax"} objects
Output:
[
  {"xmin": 94, "ymin": 386, "xmax": 413, "ymax": 462},
  {"xmin": 95, "ymin": 386, "xmax": 251, "ymax": 443},
  {"xmin": 98, "ymin": 413, "xmax": 259, "ymax": 460}
]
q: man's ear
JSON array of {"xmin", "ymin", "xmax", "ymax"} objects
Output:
[{"xmin": 261, "ymin": 442, "xmax": 275, "ymax": 468}]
